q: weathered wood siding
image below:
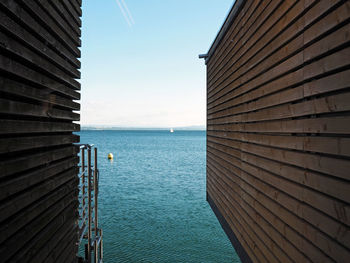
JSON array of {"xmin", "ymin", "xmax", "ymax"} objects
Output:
[
  {"xmin": 0, "ymin": 0, "xmax": 82, "ymax": 262},
  {"xmin": 206, "ymin": 1, "xmax": 350, "ymax": 262}
]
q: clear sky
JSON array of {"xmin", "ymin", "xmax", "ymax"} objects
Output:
[{"xmin": 80, "ymin": 0, "xmax": 233, "ymax": 127}]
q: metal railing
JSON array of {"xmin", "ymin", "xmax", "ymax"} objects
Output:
[{"xmin": 77, "ymin": 144, "xmax": 103, "ymax": 263}]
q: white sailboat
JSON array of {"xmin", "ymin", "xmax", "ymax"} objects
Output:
[{"xmin": 170, "ymin": 128, "xmax": 174, "ymax": 133}]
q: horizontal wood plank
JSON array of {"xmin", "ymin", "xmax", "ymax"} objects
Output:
[
  {"xmin": 48, "ymin": 1, "xmax": 81, "ymax": 36},
  {"xmin": 207, "ymin": 130, "xmax": 350, "ymax": 157},
  {"xmin": 0, "ymin": 30, "xmax": 80, "ymax": 90},
  {"xmin": 207, "ymin": 163, "xmax": 332, "ymax": 263},
  {"xmin": 0, "ymin": 179, "xmax": 77, "ymax": 245},
  {"xmin": 20, "ymin": 0, "xmax": 81, "ymax": 56},
  {"xmin": 0, "ymin": 0, "xmax": 81, "ymax": 260},
  {"xmin": 0, "ymin": 98, "xmax": 80, "ymax": 121},
  {"xmin": 208, "ymin": 116, "xmax": 350, "ymax": 135},
  {"xmin": 206, "ymin": 1, "xmax": 350, "ymax": 261},
  {"xmin": 0, "ymin": 134, "xmax": 79, "ymax": 154},
  {"xmin": 207, "ymin": 154, "xmax": 349, "ymax": 262},
  {"xmin": 0, "ymin": 157, "xmax": 79, "ymax": 201},
  {"xmin": 0, "ymin": 145, "xmax": 79, "ymax": 178},
  {"xmin": 0, "ymin": 167, "xmax": 78, "ymax": 224},
  {"xmin": 0, "ymin": 77, "xmax": 80, "ymax": 110},
  {"xmin": 0, "ymin": 9, "xmax": 80, "ymax": 78},
  {"xmin": 0, "ymin": 0, "xmax": 80, "ymax": 67},
  {"xmin": 0, "ymin": 54, "xmax": 80, "ymax": 99}
]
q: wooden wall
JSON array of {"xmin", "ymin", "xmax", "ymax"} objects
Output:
[
  {"xmin": 0, "ymin": 0, "xmax": 82, "ymax": 262},
  {"xmin": 206, "ymin": 0, "xmax": 350, "ymax": 262}
]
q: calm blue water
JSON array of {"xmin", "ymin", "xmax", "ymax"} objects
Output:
[{"xmin": 79, "ymin": 130, "xmax": 240, "ymax": 263}]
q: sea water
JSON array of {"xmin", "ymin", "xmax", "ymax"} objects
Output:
[{"xmin": 79, "ymin": 130, "xmax": 240, "ymax": 263}]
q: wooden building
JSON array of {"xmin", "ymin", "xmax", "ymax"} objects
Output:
[
  {"xmin": 203, "ymin": 1, "xmax": 350, "ymax": 262},
  {"xmin": 0, "ymin": 0, "xmax": 82, "ymax": 262}
]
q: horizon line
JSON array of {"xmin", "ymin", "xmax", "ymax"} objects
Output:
[{"xmin": 79, "ymin": 125, "xmax": 206, "ymax": 131}]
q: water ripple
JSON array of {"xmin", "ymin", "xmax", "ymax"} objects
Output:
[{"xmin": 80, "ymin": 130, "xmax": 240, "ymax": 263}]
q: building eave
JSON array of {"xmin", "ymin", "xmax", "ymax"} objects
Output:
[{"xmin": 203, "ymin": 0, "xmax": 246, "ymax": 65}]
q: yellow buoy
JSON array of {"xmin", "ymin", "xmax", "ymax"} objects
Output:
[{"xmin": 108, "ymin": 153, "xmax": 113, "ymax": 160}]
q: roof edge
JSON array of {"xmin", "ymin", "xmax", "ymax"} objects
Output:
[{"xmin": 204, "ymin": 0, "xmax": 246, "ymax": 64}]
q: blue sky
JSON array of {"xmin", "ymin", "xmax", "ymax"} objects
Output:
[{"xmin": 80, "ymin": 0, "xmax": 233, "ymax": 127}]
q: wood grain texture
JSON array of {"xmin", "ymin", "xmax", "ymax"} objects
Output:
[
  {"xmin": 0, "ymin": 0, "xmax": 81, "ymax": 262},
  {"xmin": 0, "ymin": 0, "xmax": 80, "ymax": 67},
  {"xmin": 206, "ymin": 0, "xmax": 350, "ymax": 262}
]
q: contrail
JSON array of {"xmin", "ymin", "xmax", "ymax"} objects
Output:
[
  {"xmin": 116, "ymin": 0, "xmax": 132, "ymax": 27},
  {"xmin": 121, "ymin": 0, "xmax": 135, "ymax": 25}
]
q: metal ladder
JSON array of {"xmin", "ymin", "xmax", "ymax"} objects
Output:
[{"xmin": 77, "ymin": 144, "xmax": 103, "ymax": 263}]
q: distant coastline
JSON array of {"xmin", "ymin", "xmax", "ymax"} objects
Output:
[{"xmin": 80, "ymin": 125, "xmax": 206, "ymax": 131}]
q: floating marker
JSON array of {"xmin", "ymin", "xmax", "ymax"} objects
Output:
[{"xmin": 108, "ymin": 153, "xmax": 113, "ymax": 159}]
